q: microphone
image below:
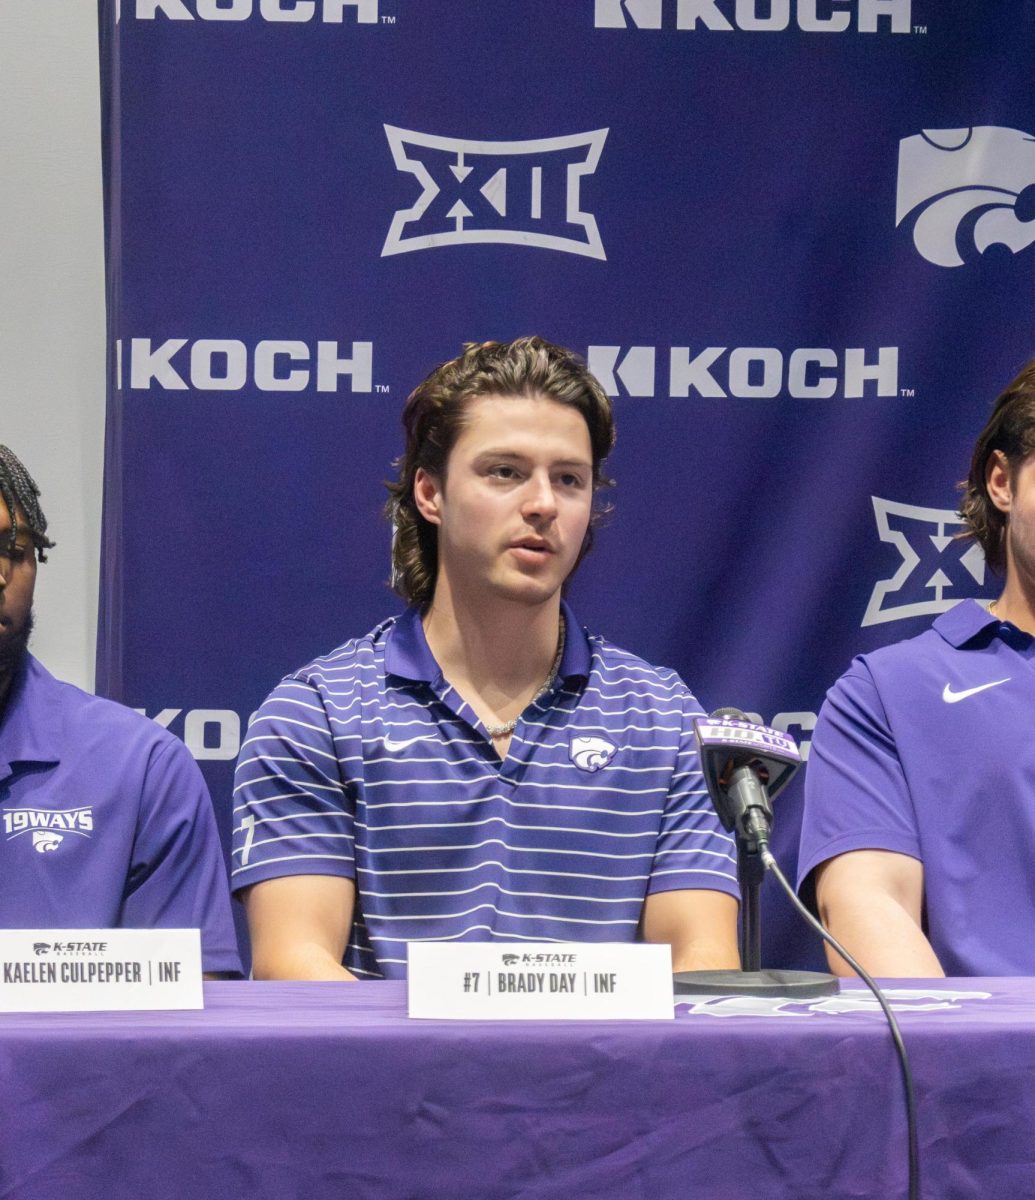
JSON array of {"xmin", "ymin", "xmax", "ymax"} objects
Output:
[
  {"xmin": 693, "ymin": 707, "xmax": 802, "ymax": 849},
  {"xmin": 675, "ymin": 706, "xmax": 837, "ymax": 996}
]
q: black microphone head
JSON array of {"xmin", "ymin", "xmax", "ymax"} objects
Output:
[{"xmin": 693, "ymin": 710, "xmax": 803, "ymax": 831}]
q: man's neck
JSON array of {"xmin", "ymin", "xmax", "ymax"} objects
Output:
[
  {"xmin": 991, "ymin": 571, "xmax": 1035, "ymax": 636},
  {"xmin": 422, "ymin": 583, "xmax": 563, "ymax": 714}
]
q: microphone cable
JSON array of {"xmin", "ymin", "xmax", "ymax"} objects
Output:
[{"xmin": 758, "ymin": 842, "xmax": 920, "ymax": 1200}]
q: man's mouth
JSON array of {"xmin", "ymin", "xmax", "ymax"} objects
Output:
[{"xmin": 510, "ymin": 538, "xmax": 554, "ymax": 556}]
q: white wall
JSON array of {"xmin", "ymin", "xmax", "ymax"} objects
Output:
[{"xmin": 0, "ymin": 1, "xmax": 106, "ymax": 692}]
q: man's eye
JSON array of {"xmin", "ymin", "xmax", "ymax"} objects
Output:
[
  {"xmin": 489, "ymin": 465, "xmax": 518, "ymax": 480},
  {"xmin": 558, "ymin": 473, "xmax": 586, "ymax": 489}
]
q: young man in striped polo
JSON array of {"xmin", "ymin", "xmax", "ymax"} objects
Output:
[{"xmin": 232, "ymin": 337, "xmax": 740, "ymax": 979}]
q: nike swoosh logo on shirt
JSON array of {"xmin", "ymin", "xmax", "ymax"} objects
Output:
[
  {"xmin": 383, "ymin": 733, "xmax": 433, "ymax": 751},
  {"xmin": 941, "ymin": 678, "xmax": 1010, "ymax": 703}
]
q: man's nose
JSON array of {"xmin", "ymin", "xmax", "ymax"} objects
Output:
[{"xmin": 522, "ymin": 473, "xmax": 558, "ymax": 519}]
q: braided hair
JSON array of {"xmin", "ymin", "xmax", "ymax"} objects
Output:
[{"xmin": 0, "ymin": 445, "xmax": 54, "ymax": 562}]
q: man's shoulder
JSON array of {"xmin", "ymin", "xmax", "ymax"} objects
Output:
[
  {"xmin": 279, "ymin": 616, "xmax": 398, "ymax": 693},
  {"xmin": 583, "ymin": 631, "xmax": 691, "ymax": 700},
  {"xmin": 6, "ymin": 662, "xmax": 196, "ymax": 782},
  {"xmin": 22, "ymin": 656, "xmax": 188, "ymax": 759},
  {"xmin": 819, "ymin": 602, "xmax": 1003, "ymax": 739},
  {"xmin": 837, "ymin": 600, "xmax": 994, "ymax": 691}
]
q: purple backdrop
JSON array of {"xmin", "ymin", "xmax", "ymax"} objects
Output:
[{"xmin": 98, "ymin": 0, "xmax": 1035, "ymax": 967}]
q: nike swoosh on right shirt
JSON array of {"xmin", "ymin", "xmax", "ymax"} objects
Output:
[
  {"xmin": 383, "ymin": 733, "xmax": 433, "ymax": 751},
  {"xmin": 941, "ymin": 678, "xmax": 1011, "ymax": 704}
]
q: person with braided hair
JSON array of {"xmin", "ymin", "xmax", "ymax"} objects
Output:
[
  {"xmin": 232, "ymin": 337, "xmax": 739, "ymax": 980},
  {"xmin": 0, "ymin": 446, "xmax": 240, "ymax": 974}
]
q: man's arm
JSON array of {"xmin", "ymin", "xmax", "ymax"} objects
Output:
[
  {"xmin": 123, "ymin": 736, "xmax": 242, "ymax": 976},
  {"xmin": 815, "ymin": 849, "xmax": 943, "ymax": 977},
  {"xmin": 244, "ymin": 874, "xmax": 358, "ymax": 981},
  {"xmin": 642, "ymin": 888, "xmax": 740, "ymax": 972}
]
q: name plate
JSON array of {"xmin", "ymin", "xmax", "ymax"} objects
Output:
[
  {"xmin": 0, "ymin": 929, "xmax": 203, "ymax": 1012},
  {"xmin": 407, "ymin": 942, "xmax": 673, "ymax": 1020}
]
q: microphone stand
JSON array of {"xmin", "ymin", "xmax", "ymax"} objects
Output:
[{"xmin": 674, "ymin": 821, "xmax": 838, "ymax": 998}]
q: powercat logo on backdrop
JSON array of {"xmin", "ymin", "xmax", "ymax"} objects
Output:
[
  {"xmin": 862, "ymin": 498, "xmax": 991, "ymax": 627},
  {"xmin": 587, "ymin": 345, "xmax": 900, "ymax": 399},
  {"xmin": 116, "ymin": 339, "xmax": 373, "ymax": 393},
  {"xmin": 896, "ymin": 127, "xmax": 1035, "ymax": 268},
  {"xmin": 120, "ymin": 0, "xmax": 379, "ymax": 21},
  {"xmin": 382, "ymin": 126, "xmax": 608, "ymax": 259},
  {"xmin": 594, "ymin": 0, "xmax": 915, "ymax": 33}
]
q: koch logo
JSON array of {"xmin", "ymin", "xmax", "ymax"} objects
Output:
[
  {"xmin": 134, "ymin": 707, "xmax": 244, "ymax": 761},
  {"xmin": 123, "ymin": 0, "xmax": 378, "ymax": 21},
  {"xmin": 588, "ymin": 345, "xmax": 899, "ymax": 399},
  {"xmin": 595, "ymin": 0, "xmax": 913, "ymax": 33},
  {"xmin": 862, "ymin": 498, "xmax": 990, "ymax": 627},
  {"xmin": 897, "ymin": 127, "xmax": 1035, "ymax": 268},
  {"xmin": 116, "ymin": 339, "xmax": 373, "ymax": 393},
  {"xmin": 3, "ymin": 808, "xmax": 94, "ymax": 841},
  {"xmin": 382, "ymin": 126, "xmax": 608, "ymax": 259}
]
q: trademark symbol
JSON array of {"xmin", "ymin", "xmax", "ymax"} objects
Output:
[
  {"xmin": 900, "ymin": 387, "xmax": 915, "ymax": 398},
  {"xmin": 381, "ymin": 12, "xmax": 396, "ymax": 22},
  {"xmin": 376, "ymin": 383, "xmax": 391, "ymax": 393},
  {"xmin": 913, "ymin": 25, "xmax": 927, "ymax": 34}
]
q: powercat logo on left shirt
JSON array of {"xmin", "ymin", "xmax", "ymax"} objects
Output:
[{"xmin": 3, "ymin": 808, "xmax": 94, "ymax": 853}]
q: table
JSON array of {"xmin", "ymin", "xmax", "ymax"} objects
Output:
[{"xmin": 1, "ymin": 978, "xmax": 1033, "ymax": 1199}]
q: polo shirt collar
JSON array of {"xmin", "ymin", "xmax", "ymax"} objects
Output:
[
  {"xmin": 0, "ymin": 654, "xmax": 62, "ymax": 778},
  {"xmin": 384, "ymin": 600, "xmax": 591, "ymax": 684},
  {"xmin": 934, "ymin": 597, "xmax": 1024, "ymax": 649}
]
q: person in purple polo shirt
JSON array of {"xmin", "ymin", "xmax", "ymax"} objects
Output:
[
  {"xmin": 799, "ymin": 359, "xmax": 1035, "ymax": 977},
  {"xmin": 232, "ymin": 336, "xmax": 740, "ymax": 979},
  {"xmin": 0, "ymin": 445, "xmax": 240, "ymax": 976}
]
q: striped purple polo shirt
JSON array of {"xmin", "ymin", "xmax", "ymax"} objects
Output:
[{"xmin": 231, "ymin": 603, "xmax": 738, "ymax": 978}]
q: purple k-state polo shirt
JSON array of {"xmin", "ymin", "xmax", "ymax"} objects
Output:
[
  {"xmin": 233, "ymin": 602, "xmax": 738, "ymax": 979},
  {"xmin": 799, "ymin": 599, "xmax": 1035, "ymax": 976},
  {"xmin": 0, "ymin": 654, "xmax": 241, "ymax": 974}
]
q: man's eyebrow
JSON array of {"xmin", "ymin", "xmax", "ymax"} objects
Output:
[{"xmin": 473, "ymin": 449, "xmax": 591, "ymax": 467}]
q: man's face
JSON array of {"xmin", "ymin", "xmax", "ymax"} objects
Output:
[
  {"xmin": 414, "ymin": 392, "xmax": 594, "ymax": 610},
  {"xmin": 0, "ymin": 504, "xmax": 37, "ymax": 678},
  {"xmin": 988, "ymin": 449, "xmax": 1035, "ymax": 592}
]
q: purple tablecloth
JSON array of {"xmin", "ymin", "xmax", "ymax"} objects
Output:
[{"xmin": 1, "ymin": 978, "xmax": 1032, "ymax": 1199}]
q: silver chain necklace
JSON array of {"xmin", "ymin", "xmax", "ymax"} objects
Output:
[{"xmin": 485, "ymin": 616, "xmax": 566, "ymax": 740}]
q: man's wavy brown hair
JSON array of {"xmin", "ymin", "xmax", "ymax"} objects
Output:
[
  {"xmin": 385, "ymin": 336, "xmax": 615, "ymax": 606},
  {"xmin": 958, "ymin": 359, "xmax": 1035, "ymax": 575}
]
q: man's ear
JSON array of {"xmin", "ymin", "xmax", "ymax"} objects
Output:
[
  {"xmin": 986, "ymin": 450, "xmax": 1013, "ymax": 515},
  {"xmin": 413, "ymin": 468, "xmax": 443, "ymax": 525}
]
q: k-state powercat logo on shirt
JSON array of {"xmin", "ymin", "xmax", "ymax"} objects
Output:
[{"xmin": 3, "ymin": 807, "xmax": 94, "ymax": 853}]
